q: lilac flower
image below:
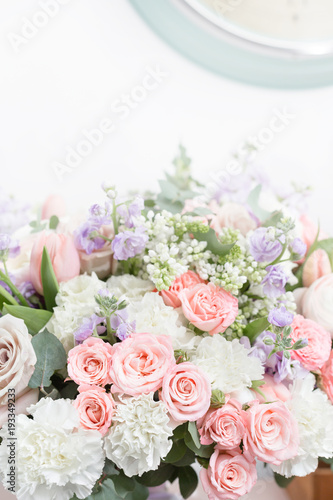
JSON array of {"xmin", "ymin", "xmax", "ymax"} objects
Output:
[
  {"xmin": 0, "ymin": 188, "xmax": 30, "ymax": 234},
  {"xmin": 290, "ymin": 237, "xmax": 307, "ymax": 258},
  {"xmin": 88, "ymin": 202, "xmax": 112, "ymax": 225},
  {"xmin": 249, "ymin": 227, "xmax": 284, "ymax": 263},
  {"xmin": 110, "ymin": 308, "xmax": 135, "ymax": 341},
  {"xmin": 117, "ymin": 196, "xmax": 144, "ymax": 228},
  {"xmin": 261, "ymin": 265, "xmax": 288, "ymax": 298},
  {"xmin": 268, "ymin": 306, "xmax": 294, "ymax": 328},
  {"xmin": 250, "ymin": 331, "xmax": 278, "ymax": 366},
  {"xmin": 74, "ymin": 314, "xmax": 106, "ymax": 343},
  {"xmin": 74, "ymin": 221, "xmax": 106, "ymax": 255},
  {"xmin": 0, "ymin": 234, "xmax": 20, "ymax": 261},
  {"xmin": 273, "ymin": 354, "xmax": 308, "ymax": 383},
  {"xmin": 111, "ymin": 226, "xmax": 148, "ymax": 261}
]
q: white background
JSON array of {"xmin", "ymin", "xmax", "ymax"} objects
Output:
[{"xmin": 1, "ymin": 0, "xmax": 333, "ymax": 233}]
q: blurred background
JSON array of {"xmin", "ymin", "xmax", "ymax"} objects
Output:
[{"xmin": 1, "ymin": 0, "xmax": 333, "ymax": 233}]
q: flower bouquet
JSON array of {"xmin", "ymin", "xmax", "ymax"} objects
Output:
[{"xmin": 0, "ymin": 146, "xmax": 333, "ymax": 500}]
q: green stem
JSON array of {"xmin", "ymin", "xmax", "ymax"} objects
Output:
[
  {"xmin": 2, "ymin": 261, "xmax": 8, "ymax": 277},
  {"xmin": 111, "ymin": 199, "xmax": 119, "ymax": 235},
  {"xmin": 0, "ymin": 269, "xmax": 29, "ymax": 307},
  {"xmin": 0, "ymin": 285, "xmax": 19, "ymax": 306},
  {"xmin": 106, "ymin": 317, "xmax": 117, "ymax": 345}
]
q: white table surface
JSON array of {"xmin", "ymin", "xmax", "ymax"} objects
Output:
[{"xmin": 0, "ymin": 0, "xmax": 333, "ymax": 233}]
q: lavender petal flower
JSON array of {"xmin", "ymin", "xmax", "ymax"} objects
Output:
[
  {"xmin": 268, "ymin": 306, "xmax": 294, "ymax": 327},
  {"xmin": 290, "ymin": 237, "xmax": 307, "ymax": 258},
  {"xmin": 117, "ymin": 196, "xmax": 144, "ymax": 228},
  {"xmin": 111, "ymin": 226, "xmax": 148, "ymax": 261},
  {"xmin": 74, "ymin": 221, "xmax": 106, "ymax": 255},
  {"xmin": 249, "ymin": 227, "xmax": 284, "ymax": 263},
  {"xmin": 74, "ymin": 314, "xmax": 106, "ymax": 343},
  {"xmin": 261, "ymin": 265, "xmax": 288, "ymax": 298}
]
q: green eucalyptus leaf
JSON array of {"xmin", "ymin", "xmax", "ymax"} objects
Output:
[
  {"xmin": 188, "ymin": 421, "xmax": 200, "ymax": 449},
  {"xmin": 41, "ymin": 246, "xmax": 59, "ymax": 311},
  {"xmin": 178, "ymin": 466, "xmax": 198, "ymax": 499},
  {"xmin": 247, "ymin": 185, "xmax": 271, "ymax": 222},
  {"xmin": 138, "ymin": 463, "xmax": 175, "ymax": 487},
  {"xmin": 274, "ymin": 473, "xmax": 295, "ymax": 488},
  {"xmin": 3, "ymin": 304, "xmax": 52, "ymax": 334},
  {"xmin": 173, "ymin": 423, "xmax": 188, "ymax": 440},
  {"xmin": 28, "ymin": 330, "xmax": 67, "ymax": 389},
  {"xmin": 243, "ymin": 317, "xmax": 269, "ymax": 343},
  {"xmin": 192, "ymin": 228, "xmax": 234, "ymax": 256},
  {"xmin": 164, "ymin": 439, "xmax": 187, "ymax": 464}
]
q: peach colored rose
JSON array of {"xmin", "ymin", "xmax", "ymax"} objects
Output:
[
  {"xmin": 302, "ymin": 274, "xmax": 333, "ymax": 337},
  {"xmin": 255, "ymin": 375, "xmax": 291, "ymax": 404},
  {"xmin": 243, "ymin": 400, "xmax": 299, "ymax": 465},
  {"xmin": 30, "ymin": 231, "xmax": 80, "ymax": 294},
  {"xmin": 160, "ymin": 271, "xmax": 206, "ymax": 308},
  {"xmin": 290, "ymin": 314, "xmax": 331, "ymax": 371},
  {"xmin": 210, "ymin": 202, "xmax": 256, "ymax": 236},
  {"xmin": 197, "ymin": 396, "xmax": 246, "ymax": 448},
  {"xmin": 161, "ymin": 362, "xmax": 211, "ymax": 423},
  {"xmin": 179, "ymin": 283, "xmax": 238, "ymax": 335},
  {"xmin": 302, "ymin": 249, "xmax": 331, "ymax": 287},
  {"xmin": 0, "ymin": 387, "xmax": 39, "ymax": 427},
  {"xmin": 110, "ymin": 333, "xmax": 175, "ymax": 396},
  {"xmin": 320, "ymin": 351, "xmax": 333, "ymax": 403},
  {"xmin": 67, "ymin": 337, "xmax": 114, "ymax": 386},
  {"xmin": 74, "ymin": 384, "xmax": 115, "ymax": 436},
  {"xmin": 299, "ymin": 215, "xmax": 328, "ymax": 253},
  {"xmin": 0, "ymin": 315, "xmax": 37, "ymax": 406},
  {"xmin": 41, "ymin": 194, "xmax": 66, "ymax": 220},
  {"xmin": 200, "ymin": 447, "xmax": 257, "ymax": 500}
]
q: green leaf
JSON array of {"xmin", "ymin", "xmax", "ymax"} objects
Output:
[
  {"xmin": 173, "ymin": 446, "xmax": 196, "ymax": 467},
  {"xmin": 164, "ymin": 439, "xmax": 187, "ymax": 464},
  {"xmin": 316, "ymin": 238, "xmax": 333, "ymax": 267},
  {"xmin": 156, "ymin": 194, "xmax": 183, "ymax": 214},
  {"xmin": 0, "ymin": 285, "xmax": 18, "ymax": 307},
  {"xmin": 173, "ymin": 423, "xmax": 188, "ymax": 440},
  {"xmin": 184, "ymin": 431, "xmax": 214, "ymax": 458},
  {"xmin": 82, "ymin": 478, "xmax": 121, "ymax": 500},
  {"xmin": 112, "ymin": 474, "xmax": 135, "ymax": 497},
  {"xmin": 41, "ymin": 246, "xmax": 59, "ymax": 311},
  {"xmin": 247, "ymin": 185, "xmax": 271, "ymax": 222},
  {"xmin": 49, "ymin": 215, "xmax": 59, "ymax": 230},
  {"xmin": 3, "ymin": 304, "xmax": 52, "ymax": 334},
  {"xmin": 262, "ymin": 210, "xmax": 284, "ymax": 228},
  {"xmin": 243, "ymin": 317, "xmax": 269, "ymax": 343},
  {"xmin": 138, "ymin": 463, "xmax": 175, "ymax": 487},
  {"xmin": 144, "ymin": 199, "xmax": 155, "ymax": 208},
  {"xmin": 28, "ymin": 330, "xmax": 67, "ymax": 389},
  {"xmin": 178, "ymin": 466, "xmax": 198, "ymax": 499},
  {"xmin": 192, "ymin": 228, "xmax": 234, "ymax": 256},
  {"xmin": 103, "ymin": 458, "xmax": 120, "ymax": 476},
  {"xmin": 188, "ymin": 421, "xmax": 200, "ymax": 449},
  {"xmin": 274, "ymin": 473, "xmax": 295, "ymax": 488},
  {"xmin": 124, "ymin": 481, "xmax": 148, "ymax": 500}
]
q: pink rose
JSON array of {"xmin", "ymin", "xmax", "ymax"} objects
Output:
[
  {"xmin": 30, "ymin": 231, "xmax": 80, "ymax": 294},
  {"xmin": 179, "ymin": 283, "xmax": 238, "ymax": 335},
  {"xmin": 160, "ymin": 271, "xmax": 206, "ymax": 308},
  {"xmin": 110, "ymin": 333, "xmax": 175, "ymax": 396},
  {"xmin": 197, "ymin": 396, "xmax": 246, "ymax": 448},
  {"xmin": 290, "ymin": 314, "xmax": 331, "ymax": 371},
  {"xmin": 302, "ymin": 274, "xmax": 333, "ymax": 337},
  {"xmin": 255, "ymin": 374, "xmax": 291, "ymax": 404},
  {"xmin": 320, "ymin": 351, "xmax": 333, "ymax": 403},
  {"xmin": 67, "ymin": 337, "xmax": 114, "ymax": 386},
  {"xmin": 74, "ymin": 384, "xmax": 115, "ymax": 436},
  {"xmin": 299, "ymin": 215, "xmax": 328, "ymax": 253},
  {"xmin": 41, "ymin": 194, "xmax": 66, "ymax": 220},
  {"xmin": 200, "ymin": 447, "xmax": 257, "ymax": 500},
  {"xmin": 161, "ymin": 362, "xmax": 211, "ymax": 423},
  {"xmin": 210, "ymin": 202, "xmax": 257, "ymax": 236},
  {"xmin": 243, "ymin": 400, "xmax": 299, "ymax": 465},
  {"xmin": 302, "ymin": 249, "xmax": 331, "ymax": 287}
]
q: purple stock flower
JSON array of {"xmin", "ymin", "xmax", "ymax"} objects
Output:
[
  {"xmin": 110, "ymin": 308, "xmax": 135, "ymax": 341},
  {"xmin": 89, "ymin": 202, "xmax": 112, "ymax": 225},
  {"xmin": 74, "ymin": 314, "xmax": 106, "ymax": 343},
  {"xmin": 290, "ymin": 237, "xmax": 307, "ymax": 258},
  {"xmin": 268, "ymin": 306, "xmax": 294, "ymax": 328},
  {"xmin": 111, "ymin": 226, "xmax": 148, "ymax": 261},
  {"xmin": 74, "ymin": 221, "xmax": 106, "ymax": 255},
  {"xmin": 0, "ymin": 234, "xmax": 20, "ymax": 260},
  {"xmin": 249, "ymin": 227, "xmax": 284, "ymax": 263},
  {"xmin": 250, "ymin": 331, "xmax": 277, "ymax": 366},
  {"xmin": 261, "ymin": 265, "xmax": 288, "ymax": 298},
  {"xmin": 117, "ymin": 196, "xmax": 144, "ymax": 228}
]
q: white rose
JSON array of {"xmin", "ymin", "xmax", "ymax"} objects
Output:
[
  {"xmin": 46, "ymin": 306, "xmax": 80, "ymax": 353},
  {"xmin": 301, "ymin": 273, "xmax": 333, "ymax": 337},
  {"xmin": 0, "ymin": 315, "xmax": 37, "ymax": 406},
  {"xmin": 105, "ymin": 393, "xmax": 172, "ymax": 477},
  {"xmin": 210, "ymin": 201, "xmax": 257, "ymax": 236},
  {"xmin": 0, "ymin": 398, "xmax": 105, "ymax": 500}
]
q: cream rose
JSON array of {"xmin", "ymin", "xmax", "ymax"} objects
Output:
[
  {"xmin": 210, "ymin": 202, "xmax": 257, "ymax": 236},
  {"xmin": 0, "ymin": 315, "xmax": 37, "ymax": 406},
  {"xmin": 302, "ymin": 274, "xmax": 333, "ymax": 336}
]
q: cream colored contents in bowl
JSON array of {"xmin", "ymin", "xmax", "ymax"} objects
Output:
[{"xmin": 200, "ymin": 0, "xmax": 333, "ymax": 40}]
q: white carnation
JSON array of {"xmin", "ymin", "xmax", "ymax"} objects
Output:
[
  {"xmin": 46, "ymin": 273, "xmax": 105, "ymax": 352},
  {"xmin": 0, "ymin": 398, "xmax": 105, "ymax": 500},
  {"xmin": 271, "ymin": 374, "xmax": 333, "ymax": 478},
  {"xmin": 107, "ymin": 274, "xmax": 154, "ymax": 302},
  {"xmin": 104, "ymin": 393, "xmax": 173, "ymax": 477},
  {"xmin": 127, "ymin": 292, "xmax": 200, "ymax": 350},
  {"xmin": 191, "ymin": 335, "xmax": 264, "ymax": 393},
  {"xmin": 56, "ymin": 272, "xmax": 105, "ymax": 314}
]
